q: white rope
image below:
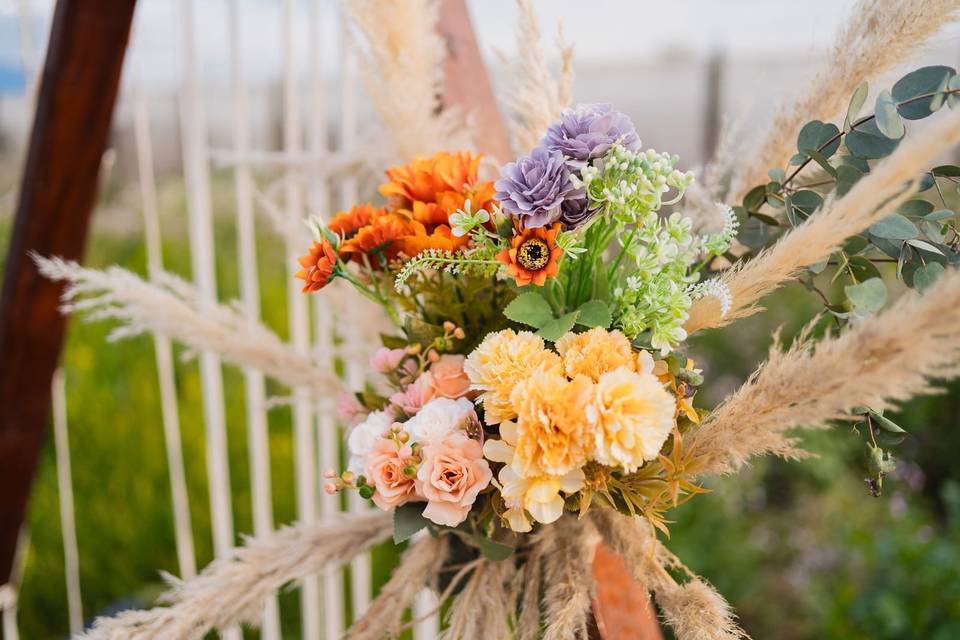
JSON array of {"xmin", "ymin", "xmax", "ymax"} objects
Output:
[
  {"xmin": 177, "ymin": 2, "xmax": 239, "ymax": 638},
  {"xmin": 226, "ymin": 3, "xmax": 281, "ymax": 638},
  {"xmin": 52, "ymin": 370, "xmax": 83, "ymax": 634},
  {"xmin": 133, "ymin": 89, "xmax": 198, "ymax": 581},
  {"xmin": 282, "ymin": 1, "xmax": 322, "ymax": 638}
]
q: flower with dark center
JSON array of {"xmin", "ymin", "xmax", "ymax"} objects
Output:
[{"xmin": 497, "ymin": 223, "xmax": 563, "ymax": 287}]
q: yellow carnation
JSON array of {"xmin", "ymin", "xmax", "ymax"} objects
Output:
[
  {"xmin": 482, "ymin": 420, "xmax": 584, "ymax": 532},
  {"xmin": 555, "ymin": 327, "xmax": 635, "ymax": 382},
  {"xmin": 464, "ymin": 329, "xmax": 561, "ymax": 425},
  {"xmin": 511, "ymin": 368, "xmax": 593, "ymax": 476},
  {"xmin": 587, "ymin": 367, "xmax": 675, "ymax": 472}
]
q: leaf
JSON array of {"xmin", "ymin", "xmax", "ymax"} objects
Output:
[
  {"xmin": 536, "ymin": 311, "xmax": 580, "ymax": 341},
  {"xmin": 906, "ymin": 238, "xmax": 944, "ymax": 255},
  {"xmin": 835, "ymin": 164, "xmax": 863, "ymax": 197},
  {"xmin": 845, "ymin": 278, "xmax": 887, "ymax": 313},
  {"xmin": 949, "ymin": 74, "xmax": 960, "ymax": 109},
  {"xmin": 797, "ymin": 120, "xmax": 841, "ymax": 159},
  {"xmin": 380, "ymin": 333, "xmax": 408, "ymax": 350},
  {"xmin": 868, "ymin": 214, "xmax": 918, "ymax": 240},
  {"xmin": 476, "ymin": 537, "xmax": 515, "ymax": 561},
  {"xmin": 742, "ymin": 185, "xmax": 766, "ymax": 212},
  {"xmin": 843, "ymin": 235, "xmax": 868, "ymax": 255},
  {"xmin": 393, "ymin": 503, "xmax": 428, "ymax": 544},
  {"xmin": 845, "ymin": 81, "xmax": 869, "ymax": 132},
  {"xmin": 924, "ymin": 208, "xmax": 955, "ymax": 221},
  {"xmin": 846, "ymin": 119, "xmax": 900, "ymax": 159},
  {"xmin": 576, "ymin": 300, "xmax": 612, "ymax": 328},
  {"xmin": 932, "ymin": 164, "xmax": 960, "ymax": 177},
  {"xmin": 869, "ymin": 410, "xmax": 907, "ymax": 434},
  {"xmin": 786, "ymin": 190, "xmax": 823, "ymax": 224},
  {"xmin": 874, "ymin": 89, "xmax": 905, "ymax": 139},
  {"xmin": 898, "ymin": 199, "xmax": 934, "ymax": 217},
  {"xmin": 503, "ymin": 292, "xmax": 554, "ymax": 328},
  {"xmin": 848, "ymin": 255, "xmax": 881, "ymax": 282},
  {"xmin": 892, "ymin": 65, "xmax": 955, "ymax": 119},
  {"xmin": 405, "ymin": 317, "xmax": 443, "ymax": 345},
  {"xmin": 913, "ymin": 262, "xmax": 945, "ymax": 292}
]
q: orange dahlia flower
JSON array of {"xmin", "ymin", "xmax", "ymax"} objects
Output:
[
  {"xmin": 327, "ymin": 203, "xmax": 385, "ymax": 239},
  {"xmin": 339, "ymin": 214, "xmax": 421, "ymax": 267},
  {"xmin": 379, "ymin": 151, "xmax": 483, "ymax": 206},
  {"xmin": 295, "ymin": 239, "xmax": 338, "ymax": 292},
  {"xmin": 397, "ymin": 224, "xmax": 470, "ymax": 257},
  {"xmin": 497, "ymin": 223, "xmax": 563, "ymax": 287}
]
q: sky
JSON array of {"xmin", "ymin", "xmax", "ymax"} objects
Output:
[{"xmin": 0, "ymin": 0, "xmax": 901, "ymax": 95}]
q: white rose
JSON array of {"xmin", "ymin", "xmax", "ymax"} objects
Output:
[
  {"xmin": 406, "ymin": 397, "xmax": 477, "ymax": 445},
  {"xmin": 347, "ymin": 410, "xmax": 393, "ymax": 475}
]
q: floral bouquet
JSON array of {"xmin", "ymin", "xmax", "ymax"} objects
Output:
[
  {"xmin": 303, "ymin": 104, "xmax": 736, "ymax": 544},
  {"xmin": 39, "ymin": 1, "xmax": 960, "ymax": 638}
]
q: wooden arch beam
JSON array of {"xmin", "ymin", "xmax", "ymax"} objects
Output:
[{"xmin": 0, "ymin": 0, "xmax": 137, "ymax": 586}]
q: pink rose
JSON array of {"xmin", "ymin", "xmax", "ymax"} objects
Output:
[
  {"xmin": 365, "ymin": 439, "xmax": 419, "ymax": 510},
  {"xmin": 416, "ymin": 434, "xmax": 492, "ymax": 526},
  {"xmin": 337, "ymin": 391, "xmax": 367, "ymax": 426},
  {"xmin": 390, "ymin": 372, "xmax": 436, "ymax": 416},
  {"xmin": 428, "ymin": 354, "xmax": 471, "ymax": 399},
  {"xmin": 370, "ymin": 347, "xmax": 406, "ymax": 373}
]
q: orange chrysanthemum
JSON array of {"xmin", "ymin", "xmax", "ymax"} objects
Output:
[
  {"xmin": 295, "ymin": 239, "xmax": 338, "ymax": 292},
  {"xmin": 339, "ymin": 214, "xmax": 421, "ymax": 267},
  {"xmin": 396, "ymin": 224, "xmax": 470, "ymax": 257},
  {"xmin": 497, "ymin": 223, "xmax": 563, "ymax": 287},
  {"xmin": 379, "ymin": 151, "xmax": 483, "ymax": 205},
  {"xmin": 327, "ymin": 203, "xmax": 385, "ymax": 239}
]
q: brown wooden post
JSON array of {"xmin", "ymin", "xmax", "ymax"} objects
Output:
[
  {"xmin": 438, "ymin": 0, "xmax": 512, "ymax": 163},
  {"xmin": 0, "ymin": 0, "xmax": 137, "ymax": 587}
]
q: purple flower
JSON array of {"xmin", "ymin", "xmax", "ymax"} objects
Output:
[
  {"xmin": 560, "ymin": 195, "xmax": 599, "ymax": 230},
  {"xmin": 495, "ymin": 147, "xmax": 580, "ymax": 228},
  {"xmin": 542, "ymin": 103, "xmax": 640, "ymax": 164}
]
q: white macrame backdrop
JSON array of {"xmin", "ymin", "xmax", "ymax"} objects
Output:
[{"xmin": 0, "ymin": 1, "xmax": 439, "ymax": 637}]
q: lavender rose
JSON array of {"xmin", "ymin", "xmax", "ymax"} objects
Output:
[
  {"xmin": 560, "ymin": 195, "xmax": 599, "ymax": 230},
  {"xmin": 542, "ymin": 103, "xmax": 641, "ymax": 164},
  {"xmin": 495, "ymin": 147, "xmax": 581, "ymax": 228}
]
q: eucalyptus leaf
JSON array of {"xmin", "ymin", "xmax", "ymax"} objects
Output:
[
  {"xmin": 537, "ymin": 311, "xmax": 580, "ymax": 341},
  {"xmin": 868, "ymin": 214, "xmax": 918, "ymax": 240},
  {"xmin": 921, "ymin": 220, "xmax": 946, "ymax": 243},
  {"xmin": 843, "ymin": 235, "xmax": 868, "ymax": 255},
  {"xmin": 932, "ymin": 164, "xmax": 960, "ymax": 177},
  {"xmin": 787, "ymin": 190, "xmax": 823, "ymax": 223},
  {"xmin": 845, "ymin": 278, "xmax": 887, "ymax": 313},
  {"xmin": 503, "ymin": 292, "xmax": 554, "ymax": 328},
  {"xmin": 913, "ymin": 262, "xmax": 945, "ymax": 292},
  {"xmin": 874, "ymin": 89, "xmax": 905, "ymax": 139},
  {"xmin": 845, "ymin": 81, "xmax": 869, "ymax": 132},
  {"xmin": 892, "ymin": 65, "xmax": 955, "ymax": 119},
  {"xmin": 898, "ymin": 199, "xmax": 934, "ymax": 217},
  {"xmin": 848, "ymin": 255, "xmax": 881, "ymax": 282},
  {"xmin": 924, "ymin": 208, "xmax": 955, "ymax": 221},
  {"xmin": 836, "ymin": 155, "xmax": 871, "ymax": 173},
  {"xmin": 576, "ymin": 300, "xmax": 612, "ymax": 328},
  {"xmin": 846, "ymin": 122, "xmax": 900, "ymax": 159},
  {"xmin": 393, "ymin": 503, "xmax": 428, "ymax": 544},
  {"xmin": 949, "ymin": 74, "xmax": 960, "ymax": 109},
  {"xmin": 835, "ymin": 164, "xmax": 863, "ymax": 197},
  {"xmin": 797, "ymin": 120, "xmax": 841, "ymax": 158},
  {"xmin": 906, "ymin": 238, "xmax": 944, "ymax": 255}
]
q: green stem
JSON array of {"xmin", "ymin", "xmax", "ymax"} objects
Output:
[{"xmin": 608, "ymin": 225, "xmax": 638, "ymax": 280}]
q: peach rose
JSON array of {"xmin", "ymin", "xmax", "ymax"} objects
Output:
[
  {"xmin": 390, "ymin": 372, "xmax": 436, "ymax": 416},
  {"xmin": 365, "ymin": 438, "xmax": 419, "ymax": 510},
  {"xmin": 416, "ymin": 434, "xmax": 492, "ymax": 526},
  {"xmin": 429, "ymin": 354, "xmax": 471, "ymax": 399}
]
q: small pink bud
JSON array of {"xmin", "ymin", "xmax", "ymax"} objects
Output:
[
  {"xmin": 453, "ymin": 328, "xmax": 465, "ymax": 340},
  {"xmin": 322, "ymin": 469, "xmax": 337, "ymax": 479},
  {"xmin": 324, "ymin": 483, "xmax": 338, "ymax": 495},
  {"xmin": 443, "ymin": 321, "xmax": 456, "ymax": 333},
  {"xmin": 406, "ymin": 344, "xmax": 421, "ymax": 355},
  {"xmin": 341, "ymin": 470, "xmax": 355, "ymax": 484},
  {"xmin": 428, "ymin": 350, "xmax": 441, "ymax": 363}
]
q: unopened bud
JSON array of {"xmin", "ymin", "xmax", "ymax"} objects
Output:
[
  {"xmin": 324, "ymin": 482, "xmax": 338, "ymax": 495},
  {"xmin": 358, "ymin": 485, "xmax": 375, "ymax": 500},
  {"xmin": 356, "ymin": 475, "xmax": 367, "ymax": 487},
  {"xmin": 341, "ymin": 470, "xmax": 355, "ymax": 484},
  {"xmin": 398, "ymin": 431, "xmax": 410, "ymax": 443},
  {"xmin": 403, "ymin": 464, "xmax": 417, "ymax": 477},
  {"xmin": 454, "ymin": 328, "xmax": 465, "ymax": 340},
  {"xmin": 406, "ymin": 344, "xmax": 421, "ymax": 355},
  {"xmin": 443, "ymin": 321, "xmax": 456, "ymax": 333},
  {"xmin": 428, "ymin": 350, "xmax": 441, "ymax": 363},
  {"xmin": 322, "ymin": 469, "xmax": 337, "ymax": 479}
]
